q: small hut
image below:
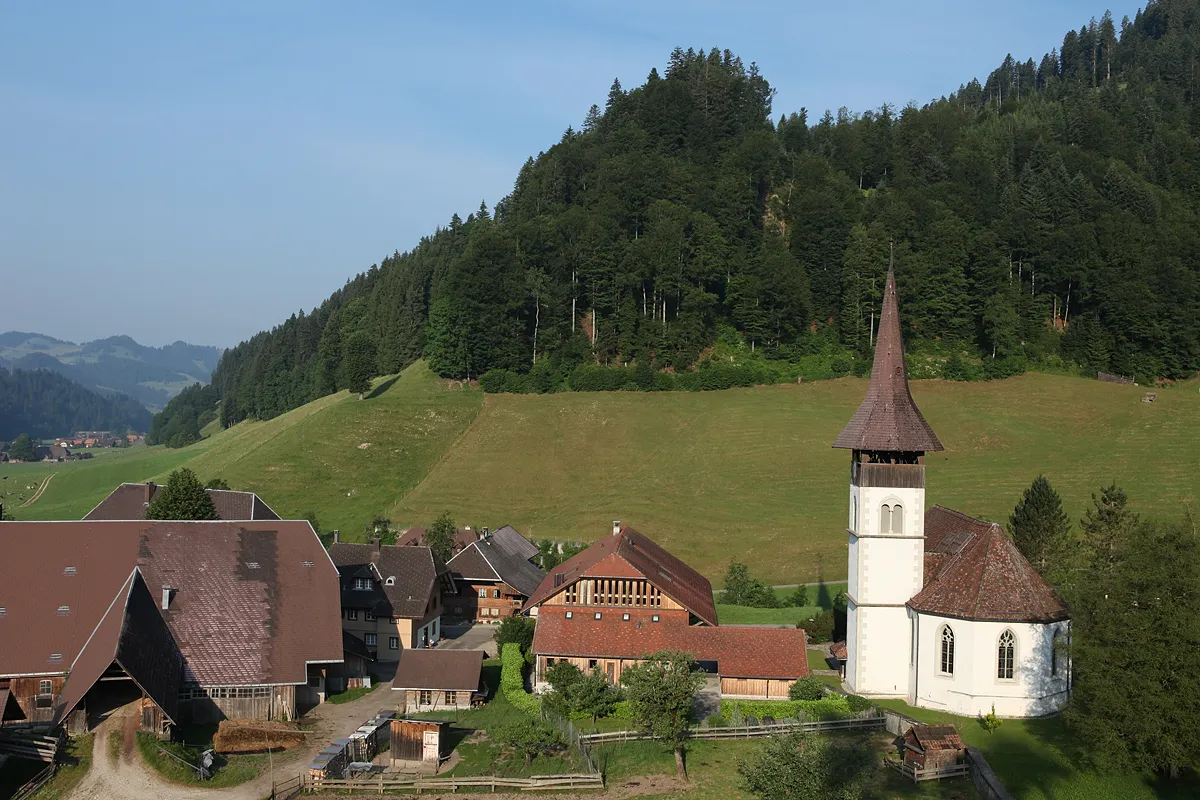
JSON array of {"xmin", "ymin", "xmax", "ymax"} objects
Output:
[
  {"xmin": 902, "ymin": 724, "xmax": 965, "ymax": 771},
  {"xmin": 389, "ymin": 719, "xmax": 445, "ymax": 770}
]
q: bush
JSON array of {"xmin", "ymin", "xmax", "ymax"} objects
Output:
[
  {"xmin": 494, "ymin": 719, "xmax": 564, "ymax": 764},
  {"xmin": 942, "ymin": 354, "xmax": 972, "ymax": 381},
  {"xmin": 495, "ymin": 616, "xmax": 536, "ymax": 655},
  {"xmin": 500, "ymin": 643, "xmax": 541, "ymax": 716},
  {"xmin": 705, "ymin": 713, "xmax": 727, "ymax": 728},
  {"xmin": 479, "ymin": 369, "xmax": 528, "ymax": 394},
  {"xmin": 788, "ymin": 586, "xmax": 809, "ymax": 607},
  {"xmin": 980, "ymin": 703, "xmax": 1003, "ymax": 734},
  {"xmin": 846, "ymin": 695, "xmax": 872, "ymax": 713},
  {"xmin": 802, "ymin": 610, "xmax": 836, "ymax": 643},
  {"xmin": 788, "ymin": 677, "xmax": 826, "ymax": 701},
  {"xmin": 720, "ymin": 697, "xmax": 850, "ymax": 722},
  {"xmin": 982, "ymin": 356, "xmax": 1027, "ymax": 380}
]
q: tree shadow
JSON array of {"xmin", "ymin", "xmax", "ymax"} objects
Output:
[{"xmin": 366, "ymin": 375, "xmax": 400, "ymax": 399}]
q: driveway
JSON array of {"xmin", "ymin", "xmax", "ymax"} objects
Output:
[
  {"xmin": 439, "ymin": 623, "xmax": 498, "ymax": 657},
  {"xmin": 66, "ymin": 679, "xmax": 403, "ymax": 800}
]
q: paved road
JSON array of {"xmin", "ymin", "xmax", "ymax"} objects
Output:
[{"xmin": 439, "ymin": 623, "xmax": 499, "ymax": 657}]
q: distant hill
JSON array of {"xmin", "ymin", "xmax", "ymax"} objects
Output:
[
  {"xmin": 0, "ymin": 332, "xmax": 222, "ymax": 411},
  {"xmin": 0, "ymin": 366, "xmax": 153, "ymax": 440}
]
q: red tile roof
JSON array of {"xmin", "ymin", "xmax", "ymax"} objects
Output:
[
  {"xmin": 391, "ymin": 649, "xmax": 484, "ymax": 692},
  {"xmin": 0, "ymin": 520, "xmax": 342, "ymax": 687},
  {"xmin": 84, "ymin": 483, "xmax": 281, "ymax": 521},
  {"xmin": 834, "ymin": 267, "xmax": 943, "ymax": 453},
  {"xmin": 908, "ymin": 724, "xmax": 965, "ymax": 752},
  {"xmin": 523, "ymin": 527, "xmax": 718, "ymax": 626},
  {"xmin": 533, "ymin": 608, "xmax": 809, "ymax": 680},
  {"xmin": 910, "ymin": 506, "xmax": 1069, "ymax": 623}
]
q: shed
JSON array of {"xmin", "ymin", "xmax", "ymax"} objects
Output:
[
  {"xmin": 389, "ymin": 719, "xmax": 444, "ymax": 768},
  {"xmin": 902, "ymin": 724, "xmax": 965, "ymax": 770}
]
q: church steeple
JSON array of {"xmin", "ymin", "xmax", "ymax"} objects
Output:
[{"xmin": 833, "ymin": 261, "xmax": 942, "ymax": 452}]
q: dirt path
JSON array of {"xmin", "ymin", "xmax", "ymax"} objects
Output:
[{"xmin": 21, "ymin": 473, "xmax": 54, "ymax": 507}]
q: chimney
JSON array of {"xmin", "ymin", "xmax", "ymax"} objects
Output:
[
  {"xmin": 144, "ymin": 481, "xmax": 155, "ymax": 503},
  {"xmin": 161, "ymin": 586, "xmax": 171, "ymax": 611},
  {"xmin": 480, "ymin": 527, "xmax": 489, "ymax": 540},
  {"xmin": 612, "ymin": 520, "xmax": 621, "ymax": 536},
  {"xmin": 332, "ymin": 529, "xmax": 340, "ymax": 543}
]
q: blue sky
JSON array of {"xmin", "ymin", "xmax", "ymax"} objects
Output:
[{"xmin": 0, "ymin": 1, "xmax": 1138, "ymax": 348}]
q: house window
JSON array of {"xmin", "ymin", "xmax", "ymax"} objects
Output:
[
  {"xmin": 1051, "ymin": 630, "xmax": 1061, "ymax": 677},
  {"xmin": 39, "ymin": 680, "xmax": 52, "ymax": 695},
  {"xmin": 490, "ymin": 607, "xmax": 499, "ymax": 617},
  {"xmin": 651, "ymin": 614, "xmax": 659, "ymax": 623},
  {"xmin": 364, "ymin": 633, "xmax": 377, "ymax": 646},
  {"xmin": 588, "ymin": 659, "xmax": 598, "ymax": 670},
  {"xmin": 879, "ymin": 504, "xmax": 904, "ymax": 534},
  {"xmin": 389, "ymin": 637, "xmax": 399, "ymax": 650},
  {"xmin": 939, "ymin": 625, "xmax": 954, "ymax": 675},
  {"xmin": 997, "ymin": 630, "xmax": 1015, "ymax": 680},
  {"xmin": 493, "ymin": 589, "xmax": 501, "ymax": 599},
  {"xmin": 365, "ymin": 611, "xmax": 377, "ymax": 621},
  {"xmin": 419, "ymin": 690, "xmax": 432, "ymax": 705},
  {"xmin": 445, "ymin": 691, "xmax": 455, "ymax": 704},
  {"xmin": 353, "ymin": 577, "xmax": 372, "ymax": 591},
  {"xmin": 308, "ymin": 676, "xmax": 322, "ymax": 688},
  {"xmin": 478, "ymin": 588, "xmax": 488, "ymax": 599},
  {"xmin": 346, "ymin": 609, "xmax": 359, "ymax": 621}
]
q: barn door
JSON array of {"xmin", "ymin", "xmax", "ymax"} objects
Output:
[{"xmin": 422, "ymin": 730, "xmax": 439, "ymax": 762}]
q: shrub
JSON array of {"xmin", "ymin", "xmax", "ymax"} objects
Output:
[
  {"xmin": 803, "ymin": 610, "xmax": 836, "ymax": 643},
  {"xmin": 500, "ymin": 643, "xmax": 541, "ymax": 716},
  {"xmin": 494, "ymin": 719, "xmax": 564, "ymax": 764},
  {"xmin": 788, "ymin": 677, "xmax": 826, "ymax": 701},
  {"xmin": 788, "ymin": 586, "xmax": 809, "ymax": 607},
  {"xmin": 980, "ymin": 703, "xmax": 1003, "ymax": 734},
  {"xmin": 479, "ymin": 369, "xmax": 528, "ymax": 394},
  {"xmin": 705, "ymin": 713, "xmax": 727, "ymax": 728},
  {"xmin": 846, "ymin": 695, "xmax": 872, "ymax": 713},
  {"xmin": 720, "ymin": 697, "xmax": 850, "ymax": 722},
  {"xmin": 942, "ymin": 354, "xmax": 972, "ymax": 381}
]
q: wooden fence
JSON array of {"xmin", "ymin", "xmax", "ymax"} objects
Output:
[
  {"xmin": 579, "ymin": 715, "xmax": 885, "ymax": 745},
  {"xmin": 270, "ymin": 774, "xmax": 302, "ymax": 800},
  {"xmin": 10, "ymin": 762, "xmax": 56, "ymax": 800},
  {"xmin": 298, "ymin": 772, "xmax": 603, "ymax": 793},
  {"xmin": 885, "ymin": 757, "xmax": 970, "ymax": 782}
]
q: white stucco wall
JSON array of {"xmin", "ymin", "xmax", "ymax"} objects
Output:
[{"xmin": 911, "ymin": 612, "xmax": 1070, "ymax": 717}]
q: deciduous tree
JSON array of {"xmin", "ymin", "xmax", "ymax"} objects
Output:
[
  {"xmin": 620, "ymin": 650, "xmax": 705, "ymax": 778},
  {"xmin": 423, "ymin": 511, "xmax": 457, "ymax": 564}
]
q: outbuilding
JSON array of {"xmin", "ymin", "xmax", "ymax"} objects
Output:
[{"xmin": 902, "ymin": 724, "xmax": 965, "ymax": 771}]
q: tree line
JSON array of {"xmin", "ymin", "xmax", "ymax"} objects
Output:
[
  {"xmin": 0, "ymin": 366, "xmax": 151, "ymax": 441},
  {"xmin": 164, "ymin": 2, "xmax": 1200, "ymax": 436}
]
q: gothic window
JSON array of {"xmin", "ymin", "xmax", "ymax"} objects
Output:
[
  {"xmin": 880, "ymin": 504, "xmax": 892, "ymax": 533},
  {"xmin": 997, "ymin": 630, "xmax": 1016, "ymax": 680},
  {"xmin": 939, "ymin": 625, "xmax": 954, "ymax": 675},
  {"xmin": 892, "ymin": 505, "xmax": 904, "ymax": 534},
  {"xmin": 1051, "ymin": 630, "xmax": 1061, "ymax": 677}
]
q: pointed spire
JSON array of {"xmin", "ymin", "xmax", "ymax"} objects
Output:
[{"xmin": 833, "ymin": 250, "xmax": 943, "ymax": 452}]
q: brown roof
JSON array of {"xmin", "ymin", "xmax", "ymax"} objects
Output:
[
  {"xmin": 398, "ymin": 526, "xmax": 477, "ymax": 553},
  {"xmin": 0, "ymin": 520, "xmax": 342, "ymax": 687},
  {"xmin": 0, "ymin": 686, "xmax": 21, "ymax": 722},
  {"xmin": 342, "ymin": 630, "xmax": 375, "ymax": 662},
  {"xmin": 83, "ymin": 483, "xmax": 281, "ymax": 521},
  {"xmin": 908, "ymin": 724, "xmax": 965, "ymax": 752},
  {"xmin": 523, "ymin": 527, "xmax": 718, "ymax": 626},
  {"xmin": 447, "ymin": 536, "xmax": 545, "ymax": 598},
  {"xmin": 909, "ymin": 506, "xmax": 1069, "ymax": 623},
  {"xmin": 533, "ymin": 608, "xmax": 810, "ymax": 680},
  {"xmin": 391, "ymin": 649, "xmax": 484, "ymax": 692},
  {"xmin": 833, "ymin": 267, "xmax": 943, "ymax": 452},
  {"xmin": 830, "ymin": 641, "xmax": 847, "ymax": 660},
  {"xmin": 328, "ymin": 543, "xmax": 444, "ymax": 619}
]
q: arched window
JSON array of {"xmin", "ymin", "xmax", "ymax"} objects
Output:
[
  {"xmin": 892, "ymin": 505, "xmax": 904, "ymax": 534},
  {"xmin": 939, "ymin": 625, "xmax": 954, "ymax": 675},
  {"xmin": 1051, "ymin": 630, "xmax": 1061, "ymax": 677},
  {"xmin": 879, "ymin": 504, "xmax": 892, "ymax": 533},
  {"xmin": 997, "ymin": 630, "xmax": 1016, "ymax": 680}
]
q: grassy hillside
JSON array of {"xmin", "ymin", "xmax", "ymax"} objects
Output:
[{"xmin": 8, "ymin": 364, "xmax": 1198, "ymax": 584}]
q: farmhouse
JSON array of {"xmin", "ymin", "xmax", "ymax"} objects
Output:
[
  {"xmin": 838, "ymin": 265, "xmax": 1070, "ymax": 717},
  {"xmin": 327, "ymin": 537, "xmax": 452, "ymax": 659},
  {"xmin": 443, "ymin": 526, "xmax": 545, "ymax": 622},
  {"xmin": 0, "ymin": 519, "xmax": 343, "ymax": 734},
  {"xmin": 523, "ymin": 524, "xmax": 809, "ymax": 699},
  {"xmin": 398, "ymin": 524, "xmax": 479, "ymax": 554},
  {"xmin": 84, "ymin": 481, "xmax": 281, "ymax": 521}
]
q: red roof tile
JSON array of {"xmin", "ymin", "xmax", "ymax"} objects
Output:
[
  {"xmin": 84, "ymin": 483, "xmax": 280, "ymax": 521},
  {"xmin": 523, "ymin": 527, "xmax": 717, "ymax": 626},
  {"xmin": 908, "ymin": 724, "xmax": 965, "ymax": 751},
  {"xmin": 910, "ymin": 507, "xmax": 1068, "ymax": 623},
  {"xmin": 834, "ymin": 267, "xmax": 943, "ymax": 452},
  {"xmin": 533, "ymin": 609, "xmax": 809, "ymax": 680}
]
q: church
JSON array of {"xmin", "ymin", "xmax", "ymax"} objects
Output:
[{"xmin": 835, "ymin": 266, "xmax": 1070, "ymax": 718}]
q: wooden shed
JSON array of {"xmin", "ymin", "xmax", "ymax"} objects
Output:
[
  {"xmin": 389, "ymin": 719, "xmax": 444, "ymax": 768},
  {"xmin": 902, "ymin": 724, "xmax": 965, "ymax": 770}
]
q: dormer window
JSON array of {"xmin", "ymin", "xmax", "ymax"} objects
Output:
[
  {"xmin": 353, "ymin": 577, "xmax": 372, "ymax": 591},
  {"xmin": 385, "ymin": 576, "xmax": 395, "ymax": 586},
  {"xmin": 63, "ymin": 566, "xmax": 76, "ymax": 576},
  {"xmin": 56, "ymin": 605, "xmax": 69, "ymax": 616}
]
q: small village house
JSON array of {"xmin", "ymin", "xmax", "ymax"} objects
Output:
[
  {"xmin": 901, "ymin": 725, "xmax": 966, "ymax": 771},
  {"xmin": 443, "ymin": 526, "xmax": 544, "ymax": 622},
  {"xmin": 0, "ymin": 519, "xmax": 344, "ymax": 734},
  {"xmin": 328, "ymin": 536, "xmax": 452, "ymax": 659},
  {"xmin": 85, "ymin": 481, "xmax": 281, "ymax": 521},
  {"xmin": 523, "ymin": 523, "xmax": 810, "ymax": 699},
  {"xmin": 391, "ymin": 649, "xmax": 485, "ymax": 712}
]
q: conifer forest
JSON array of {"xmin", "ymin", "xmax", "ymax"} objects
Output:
[{"xmin": 209, "ymin": 2, "xmax": 1200, "ymax": 427}]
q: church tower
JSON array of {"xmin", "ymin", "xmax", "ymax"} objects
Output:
[{"xmin": 833, "ymin": 263, "xmax": 942, "ymax": 696}]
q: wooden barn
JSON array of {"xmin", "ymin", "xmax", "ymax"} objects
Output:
[
  {"xmin": 902, "ymin": 724, "xmax": 965, "ymax": 770},
  {"xmin": 389, "ymin": 719, "xmax": 445, "ymax": 769},
  {"xmin": 392, "ymin": 650, "xmax": 484, "ymax": 712}
]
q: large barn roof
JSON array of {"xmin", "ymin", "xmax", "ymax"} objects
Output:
[
  {"xmin": 84, "ymin": 483, "xmax": 281, "ymax": 521},
  {"xmin": 833, "ymin": 266, "xmax": 943, "ymax": 453}
]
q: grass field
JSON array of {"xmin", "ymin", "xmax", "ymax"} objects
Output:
[{"xmin": 8, "ymin": 365, "xmax": 1199, "ymax": 583}]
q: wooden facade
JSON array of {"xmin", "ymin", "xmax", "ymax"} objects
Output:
[
  {"xmin": 390, "ymin": 719, "xmax": 444, "ymax": 766},
  {"xmin": 5, "ymin": 676, "xmax": 66, "ymax": 724},
  {"xmin": 445, "ymin": 581, "xmax": 524, "ymax": 622},
  {"xmin": 540, "ymin": 578, "xmax": 685, "ymax": 611},
  {"xmin": 719, "ymin": 677, "xmax": 797, "ymax": 700},
  {"xmin": 398, "ymin": 689, "xmax": 473, "ymax": 713},
  {"xmin": 178, "ymin": 684, "xmax": 297, "ymax": 723}
]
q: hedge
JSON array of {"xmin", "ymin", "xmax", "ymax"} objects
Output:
[
  {"xmin": 500, "ymin": 643, "xmax": 541, "ymax": 716},
  {"xmin": 720, "ymin": 696, "xmax": 851, "ymax": 721}
]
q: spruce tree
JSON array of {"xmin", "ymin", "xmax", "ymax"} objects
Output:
[
  {"xmin": 146, "ymin": 468, "xmax": 218, "ymax": 520},
  {"xmin": 340, "ymin": 331, "xmax": 378, "ymax": 399},
  {"xmin": 424, "ymin": 511, "xmax": 457, "ymax": 564},
  {"xmin": 1008, "ymin": 475, "xmax": 1071, "ymax": 577},
  {"xmin": 8, "ymin": 434, "xmax": 36, "ymax": 462}
]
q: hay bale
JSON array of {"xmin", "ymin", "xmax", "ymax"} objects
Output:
[{"xmin": 212, "ymin": 719, "xmax": 306, "ymax": 754}]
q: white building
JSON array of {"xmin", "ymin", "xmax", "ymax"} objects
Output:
[{"xmin": 834, "ymin": 266, "xmax": 1070, "ymax": 718}]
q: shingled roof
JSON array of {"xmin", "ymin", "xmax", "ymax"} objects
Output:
[
  {"xmin": 533, "ymin": 608, "xmax": 809, "ymax": 680},
  {"xmin": 84, "ymin": 483, "xmax": 281, "ymax": 521},
  {"xmin": 522, "ymin": 526, "xmax": 718, "ymax": 626},
  {"xmin": 391, "ymin": 649, "xmax": 484, "ymax": 692},
  {"xmin": 909, "ymin": 506, "xmax": 1069, "ymax": 623},
  {"xmin": 0, "ymin": 520, "xmax": 343, "ymax": 687},
  {"xmin": 447, "ymin": 534, "xmax": 545, "ymax": 597},
  {"xmin": 833, "ymin": 267, "xmax": 943, "ymax": 452},
  {"xmin": 328, "ymin": 543, "xmax": 446, "ymax": 619}
]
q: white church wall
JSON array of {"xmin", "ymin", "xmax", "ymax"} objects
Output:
[
  {"xmin": 912, "ymin": 613, "xmax": 1070, "ymax": 717},
  {"xmin": 850, "ymin": 604, "xmax": 911, "ymax": 696}
]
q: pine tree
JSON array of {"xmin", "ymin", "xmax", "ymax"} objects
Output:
[
  {"xmin": 1008, "ymin": 475, "xmax": 1071, "ymax": 577},
  {"xmin": 146, "ymin": 468, "xmax": 218, "ymax": 520},
  {"xmin": 1080, "ymin": 483, "xmax": 1135, "ymax": 575},
  {"xmin": 8, "ymin": 434, "xmax": 36, "ymax": 462},
  {"xmin": 340, "ymin": 331, "xmax": 378, "ymax": 399}
]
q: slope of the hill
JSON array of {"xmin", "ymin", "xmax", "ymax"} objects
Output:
[
  {"xmin": 10, "ymin": 365, "xmax": 1198, "ymax": 585},
  {"xmin": 0, "ymin": 366, "xmax": 153, "ymax": 440}
]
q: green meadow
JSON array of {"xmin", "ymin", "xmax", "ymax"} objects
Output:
[{"xmin": 9, "ymin": 363, "xmax": 1199, "ymax": 584}]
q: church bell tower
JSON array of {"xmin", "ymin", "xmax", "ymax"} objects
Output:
[{"xmin": 833, "ymin": 262, "xmax": 942, "ymax": 696}]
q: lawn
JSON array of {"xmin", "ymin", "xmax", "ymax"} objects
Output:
[
  {"xmin": 325, "ymin": 681, "xmax": 379, "ymax": 705},
  {"xmin": 873, "ymin": 699, "xmax": 1200, "ymax": 799},
  {"xmin": 135, "ymin": 728, "xmax": 270, "ymax": 788}
]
